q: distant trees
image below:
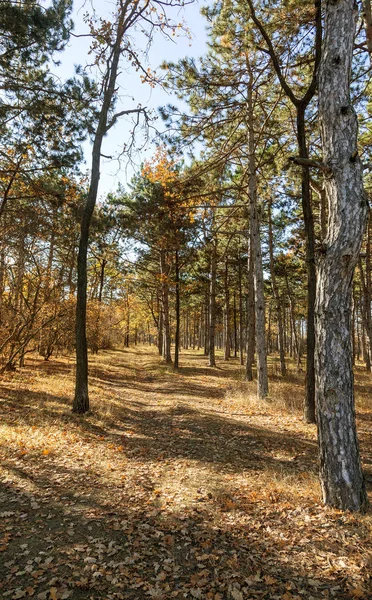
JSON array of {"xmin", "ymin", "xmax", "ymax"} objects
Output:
[
  {"xmin": 111, "ymin": 149, "xmax": 199, "ymax": 366},
  {"xmin": 0, "ymin": 0, "xmax": 371, "ymax": 513},
  {"xmin": 0, "ymin": 0, "xmax": 88, "ymax": 371}
]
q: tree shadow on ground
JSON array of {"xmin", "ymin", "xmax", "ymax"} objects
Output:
[
  {"xmin": 0, "ymin": 467, "xmax": 369, "ymax": 600},
  {"xmin": 1, "ymin": 351, "xmax": 371, "ymax": 598},
  {"xmin": 1, "ymin": 378, "xmax": 370, "ymax": 486},
  {"xmin": 0, "ymin": 382, "xmax": 318, "ymax": 478}
]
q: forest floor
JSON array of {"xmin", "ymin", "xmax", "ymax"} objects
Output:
[{"xmin": 0, "ymin": 347, "xmax": 371, "ymax": 600}]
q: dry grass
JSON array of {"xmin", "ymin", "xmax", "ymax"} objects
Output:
[{"xmin": 0, "ymin": 347, "xmax": 371, "ymax": 599}]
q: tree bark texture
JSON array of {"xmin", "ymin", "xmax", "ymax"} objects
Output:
[{"xmin": 315, "ymin": 0, "xmax": 368, "ymax": 511}]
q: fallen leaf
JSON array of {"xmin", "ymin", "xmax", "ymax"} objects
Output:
[
  {"xmin": 230, "ymin": 590, "xmax": 243, "ymax": 600},
  {"xmin": 49, "ymin": 587, "xmax": 58, "ymax": 600}
]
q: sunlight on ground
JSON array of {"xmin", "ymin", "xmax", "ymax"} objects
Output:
[{"xmin": 0, "ymin": 347, "xmax": 371, "ymax": 599}]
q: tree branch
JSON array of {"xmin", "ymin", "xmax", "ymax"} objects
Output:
[
  {"xmin": 105, "ymin": 107, "xmax": 146, "ymax": 132},
  {"xmin": 289, "ymin": 156, "xmax": 332, "ymax": 174}
]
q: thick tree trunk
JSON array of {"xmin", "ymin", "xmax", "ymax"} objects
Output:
[{"xmin": 315, "ymin": 0, "xmax": 368, "ymax": 511}]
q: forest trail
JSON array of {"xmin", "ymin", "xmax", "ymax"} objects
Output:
[{"xmin": 0, "ymin": 347, "xmax": 371, "ymax": 600}]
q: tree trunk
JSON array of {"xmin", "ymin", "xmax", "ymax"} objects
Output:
[
  {"xmin": 73, "ymin": 12, "xmax": 127, "ymax": 414},
  {"xmin": 160, "ymin": 249, "xmax": 172, "ymax": 363},
  {"xmin": 364, "ymin": 0, "xmax": 372, "ymax": 54},
  {"xmin": 246, "ymin": 246, "xmax": 255, "ymax": 381},
  {"xmin": 359, "ymin": 217, "xmax": 372, "ymax": 370},
  {"xmin": 174, "ymin": 249, "xmax": 180, "ymax": 369},
  {"xmin": 315, "ymin": 0, "xmax": 368, "ymax": 511},
  {"xmin": 268, "ymin": 199, "xmax": 286, "ymax": 376},
  {"xmin": 209, "ymin": 239, "xmax": 217, "ymax": 367},
  {"xmin": 223, "ymin": 258, "xmax": 230, "ymax": 361},
  {"xmin": 233, "ymin": 291, "xmax": 238, "ymax": 358},
  {"xmin": 248, "ymin": 71, "xmax": 268, "ymax": 399},
  {"xmin": 238, "ymin": 256, "xmax": 244, "ymax": 365},
  {"xmin": 125, "ymin": 287, "xmax": 130, "ymax": 348},
  {"xmin": 285, "ymin": 271, "xmax": 301, "ymax": 367},
  {"xmin": 0, "ymin": 242, "xmax": 5, "ymax": 327},
  {"xmin": 358, "ymin": 258, "xmax": 372, "ymax": 370},
  {"xmin": 204, "ymin": 288, "xmax": 209, "ymax": 356},
  {"xmin": 158, "ymin": 302, "xmax": 163, "ymax": 356},
  {"xmin": 247, "ymin": 0, "xmax": 321, "ymax": 417},
  {"xmin": 298, "ymin": 108, "xmax": 317, "ymax": 423}
]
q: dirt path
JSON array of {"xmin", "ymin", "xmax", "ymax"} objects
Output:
[{"xmin": 0, "ymin": 348, "xmax": 371, "ymax": 599}]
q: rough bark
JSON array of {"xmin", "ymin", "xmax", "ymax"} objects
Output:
[{"xmin": 315, "ymin": 0, "xmax": 368, "ymax": 511}]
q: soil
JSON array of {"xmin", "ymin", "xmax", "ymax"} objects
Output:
[{"xmin": 0, "ymin": 347, "xmax": 371, "ymax": 599}]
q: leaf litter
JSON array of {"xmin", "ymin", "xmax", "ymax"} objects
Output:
[{"xmin": 0, "ymin": 347, "xmax": 371, "ymax": 599}]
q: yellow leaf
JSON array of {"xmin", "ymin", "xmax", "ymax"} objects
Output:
[
  {"xmin": 350, "ymin": 587, "xmax": 367, "ymax": 599},
  {"xmin": 50, "ymin": 587, "xmax": 58, "ymax": 600}
]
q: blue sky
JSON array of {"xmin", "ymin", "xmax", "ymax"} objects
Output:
[{"xmin": 57, "ymin": 0, "xmax": 208, "ymax": 197}]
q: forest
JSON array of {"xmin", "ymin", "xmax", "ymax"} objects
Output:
[{"xmin": 0, "ymin": 0, "xmax": 372, "ymax": 598}]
